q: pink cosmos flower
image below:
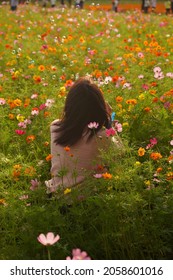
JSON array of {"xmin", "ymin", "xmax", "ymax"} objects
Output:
[
  {"xmin": 170, "ymin": 140, "xmax": 173, "ymax": 146},
  {"xmin": 93, "ymin": 174, "xmax": 102, "ymax": 178},
  {"xmin": 88, "ymin": 49, "xmax": 95, "ymax": 55},
  {"xmin": 0, "ymin": 98, "xmax": 6, "ymax": 105},
  {"xmin": 45, "ymin": 99, "xmax": 55, "ymax": 108},
  {"xmin": 138, "ymin": 52, "xmax": 144, "ymax": 58},
  {"xmin": 88, "ymin": 122, "xmax": 99, "ymax": 129},
  {"xmin": 106, "ymin": 128, "xmax": 116, "ymax": 137},
  {"xmin": 18, "ymin": 122, "xmax": 27, "ymax": 128},
  {"xmin": 15, "ymin": 130, "xmax": 26, "ymax": 135},
  {"xmin": 166, "ymin": 73, "xmax": 173, "ymax": 78},
  {"xmin": 138, "ymin": 75, "xmax": 144, "ymax": 79},
  {"xmin": 114, "ymin": 121, "xmax": 122, "ymax": 133},
  {"xmin": 153, "ymin": 66, "xmax": 162, "ymax": 73},
  {"xmin": 37, "ymin": 232, "xmax": 60, "ymax": 246},
  {"xmin": 24, "ymin": 119, "xmax": 32, "ymax": 125},
  {"xmin": 19, "ymin": 194, "xmax": 29, "ymax": 200},
  {"xmin": 30, "ymin": 179, "xmax": 40, "ymax": 191},
  {"xmin": 31, "ymin": 108, "xmax": 39, "ymax": 116},
  {"xmin": 66, "ymin": 248, "xmax": 91, "ymax": 260},
  {"xmin": 31, "ymin": 93, "xmax": 38, "ymax": 99},
  {"xmin": 122, "ymin": 82, "xmax": 131, "ymax": 89},
  {"xmin": 154, "ymin": 72, "xmax": 164, "ymax": 79}
]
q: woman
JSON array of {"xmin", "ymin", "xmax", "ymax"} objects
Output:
[{"xmin": 45, "ymin": 77, "xmax": 120, "ymax": 193}]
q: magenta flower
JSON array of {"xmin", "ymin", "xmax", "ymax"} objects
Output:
[
  {"xmin": 15, "ymin": 129, "xmax": 26, "ymax": 135},
  {"xmin": 37, "ymin": 232, "xmax": 60, "ymax": 246},
  {"xmin": 88, "ymin": 122, "xmax": 99, "ymax": 129},
  {"xmin": 142, "ymin": 84, "xmax": 149, "ymax": 90},
  {"xmin": 39, "ymin": 103, "xmax": 46, "ymax": 110},
  {"xmin": 150, "ymin": 138, "xmax": 157, "ymax": 145},
  {"xmin": 106, "ymin": 127, "xmax": 116, "ymax": 137},
  {"xmin": 66, "ymin": 248, "xmax": 91, "ymax": 260}
]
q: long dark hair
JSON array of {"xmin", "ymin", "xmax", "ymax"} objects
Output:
[{"xmin": 53, "ymin": 77, "xmax": 110, "ymax": 146}]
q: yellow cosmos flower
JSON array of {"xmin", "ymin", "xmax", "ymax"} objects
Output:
[
  {"xmin": 138, "ymin": 148, "xmax": 146, "ymax": 157},
  {"xmin": 64, "ymin": 188, "xmax": 71, "ymax": 195},
  {"xmin": 16, "ymin": 114, "xmax": 25, "ymax": 122}
]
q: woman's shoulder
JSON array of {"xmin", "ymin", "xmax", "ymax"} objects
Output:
[
  {"xmin": 50, "ymin": 119, "xmax": 61, "ymax": 132},
  {"xmin": 51, "ymin": 119, "xmax": 61, "ymax": 126}
]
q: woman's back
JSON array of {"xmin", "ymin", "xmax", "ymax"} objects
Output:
[{"xmin": 45, "ymin": 120, "xmax": 110, "ymax": 192}]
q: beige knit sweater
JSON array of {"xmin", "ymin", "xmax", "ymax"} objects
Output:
[{"xmin": 45, "ymin": 120, "xmax": 112, "ymax": 193}]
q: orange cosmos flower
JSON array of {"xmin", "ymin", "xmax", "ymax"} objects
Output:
[
  {"xmin": 65, "ymin": 80, "xmax": 74, "ymax": 87},
  {"xmin": 13, "ymin": 98, "xmax": 22, "ymax": 107},
  {"xmin": 151, "ymin": 82, "xmax": 157, "ymax": 87},
  {"xmin": 126, "ymin": 99, "xmax": 137, "ymax": 105},
  {"xmin": 152, "ymin": 97, "xmax": 159, "ymax": 103},
  {"xmin": 46, "ymin": 154, "xmax": 53, "ymax": 161},
  {"xmin": 64, "ymin": 146, "xmax": 70, "ymax": 152},
  {"xmin": 138, "ymin": 148, "xmax": 146, "ymax": 157},
  {"xmin": 38, "ymin": 65, "xmax": 45, "ymax": 71},
  {"xmin": 150, "ymin": 152, "xmax": 162, "ymax": 160},
  {"xmin": 166, "ymin": 172, "xmax": 173, "ymax": 180},
  {"xmin": 116, "ymin": 96, "xmax": 123, "ymax": 103},
  {"xmin": 9, "ymin": 113, "xmax": 15, "ymax": 119},
  {"xmin": 102, "ymin": 172, "xmax": 112, "ymax": 179},
  {"xmin": 24, "ymin": 166, "xmax": 36, "ymax": 176},
  {"xmin": 26, "ymin": 135, "xmax": 35, "ymax": 143},
  {"xmin": 0, "ymin": 199, "xmax": 6, "ymax": 205},
  {"xmin": 28, "ymin": 64, "xmax": 35, "ymax": 69},
  {"xmin": 44, "ymin": 141, "xmax": 49, "ymax": 146},
  {"xmin": 24, "ymin": 98, "xmax": 30, "ymax": 108},
  {"xmin": 144, "ymin": 107, "xmax": 151, "ymax": 112},
  {"xmin": 157, "ymin": 167, "xmax": 163, "ymax": 173},
  {"xmin": 33, "ymin": 75, "xmax": 42, "ymax": 83}
]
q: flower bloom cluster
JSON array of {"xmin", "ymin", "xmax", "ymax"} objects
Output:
[{"xmin": 37, "ymin": 232, "xmax": 91, "ymax": 260}]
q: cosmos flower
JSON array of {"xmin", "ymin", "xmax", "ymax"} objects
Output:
[
  {"xmin": 88, "ymin": 122, "xmax": 99, "ymax": 129},
  {"xmin": 66, "ymin": 248, "xmax": 91, "ymax": 260},
  {"xmin": 15, "ymin": 130, "xmax": 26, "ymax": 135},
  {"xmin": 37, "ymin": 232, "xmax": 60, "ymax": 246},
  {"xmin": 30, "ymin": 179, "xmax": 40, "ymax": 191},
  {"xmin": 106, "ymin": 128, "xmax": 116, "ymax": 137},
  {"xmin": 0, "ymin": 98, "xmax": 6, "ymax": 105}
]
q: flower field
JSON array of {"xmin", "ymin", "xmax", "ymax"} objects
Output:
[{"xmin": 0, "ymin": 3, "xmax": 173, "ymax": 260}]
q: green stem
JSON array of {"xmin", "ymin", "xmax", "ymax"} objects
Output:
[{"xmin": 47, "ymin": 247, "xmax": 51, "ymax": 260}]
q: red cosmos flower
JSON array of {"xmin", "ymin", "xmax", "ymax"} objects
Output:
[{"xmin": 15, "ymin": 130, "xmax": 26, "ymax": 135}]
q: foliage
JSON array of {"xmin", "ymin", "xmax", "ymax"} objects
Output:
[{"xmin": 0, "ymin": 4, "xmax": 173, "ymax": 260}]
